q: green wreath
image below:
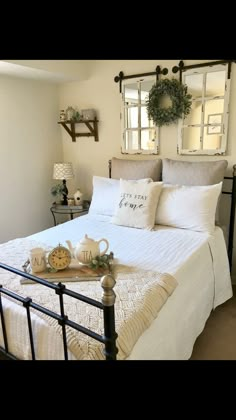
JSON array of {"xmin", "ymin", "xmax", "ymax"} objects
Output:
[{"xmin": 146, "ymin": 79, "xmax": 192, "ymax": 127}]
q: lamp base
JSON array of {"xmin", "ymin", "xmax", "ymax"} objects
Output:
[
  {"xmin": 61, "ymin": 180, "xmax": 68, "ymax": 205},
  {"xmin": 62, "ymin": 195, "xmax": 68, "ymax": 205}
]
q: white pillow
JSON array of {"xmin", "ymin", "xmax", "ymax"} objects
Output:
[
  {"xmin": 155, "ymin": 182, "xmax": 222, "ymax": 234},
  {"xmin": 89, "ymin": 176, "xmax": 153, "ymax": 217},
  {"xmin": 112, "ymin": 179, "xmax": 163, "ymax": 230}
]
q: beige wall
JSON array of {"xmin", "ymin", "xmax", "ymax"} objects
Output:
[
  {"xmin": 58, "ymin": 59, "xmax": 236, "ymax": 277},
  {"xmin": 59, "ymin": 59, "xmax": 236, "ymax": 186},
  {"xmin": 0, "ymin": 75, "xmax": 62, "ymax": 243}
]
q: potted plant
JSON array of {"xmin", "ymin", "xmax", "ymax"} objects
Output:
[{"xmin": 50, "ymin": 183, "xmax": 64, "ymax": 204}]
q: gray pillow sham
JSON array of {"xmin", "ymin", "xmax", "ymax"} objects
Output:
[
  {"xmin": 111, "ymin": 157, "xmax": 162, "ymax": 181},
  {"xmin": 162, "ymin": 159, "xmax": 228, "ymax": 186}
]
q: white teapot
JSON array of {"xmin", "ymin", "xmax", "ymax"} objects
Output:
[{"xmin": 66, "ymin": 235, "xmax": 109, "ymax": 265}]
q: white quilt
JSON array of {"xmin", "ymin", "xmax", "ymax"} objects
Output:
[{"xmin": 0, "ymin": 214, "xmax": 233, "ymax": 359}]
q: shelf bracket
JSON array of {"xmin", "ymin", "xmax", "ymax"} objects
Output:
[{"xmin": 58, "ymin": 118, "xmax": 99, "ymax": 142}]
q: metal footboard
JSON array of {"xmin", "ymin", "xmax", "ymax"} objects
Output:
[{"xmin": 0, "ymin": 263, "xmax": 118, "ymax": 360}]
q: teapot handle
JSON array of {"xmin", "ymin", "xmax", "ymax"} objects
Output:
[{"xmin": 98, "ymin": 239, "xmax": 109, "ymax": 256}]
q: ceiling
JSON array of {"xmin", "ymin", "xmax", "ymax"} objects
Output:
[{"xmin": 0, "ymin": 60, "xmax": 88, "ymax": 83}]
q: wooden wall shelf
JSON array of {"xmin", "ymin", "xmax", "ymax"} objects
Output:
[{"xmin": 58, "ymin": 118, "xmax": 99, "ymax": 142}]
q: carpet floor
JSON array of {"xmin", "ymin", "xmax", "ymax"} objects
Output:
[{"xmin": 190, "ymin": 286, "xmax": 236, "ymax": 360}]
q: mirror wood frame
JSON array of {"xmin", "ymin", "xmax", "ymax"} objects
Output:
[
  {"xmin": 114, "ymin": 66, "xmax": 168, "ymax": 155},
  {"xmin": 175, "ymin": 60, "xmax": 235, "ymax": 156}
]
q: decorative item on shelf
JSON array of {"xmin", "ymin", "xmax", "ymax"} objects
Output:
[
  {"xmin": 81, "ymin": 109, "xmax": 96, "ymax": 120},
  {"xmin": 74, "ymin": 188, "xmax": 83, "ymax": 205},
  {"xmin": 66, "ymin": 106, "xmax": 75, "ymax": 121},
  {"xmin": 66, "ymin": 234, "xmax": 109, "ymax": 265},
  {"xmin": 52, "ymin": 162, "xmax": 74, "ymax": 205},
  {"xmin": 60, "ymin": 110, "xmax": 66, "ymax": 121},
  {"xmin": 65, "ymin": 106, "xmax": 81, "ymax": 122},
  {"xmin": 146, "ymin": 78, "xmax": 192, "ymax": 126},
  {"xmin": 71, "ymin": 111, "xmax": 81, "ymax": 122}
]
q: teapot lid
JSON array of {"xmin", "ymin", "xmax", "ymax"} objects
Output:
[{"xmin": 80, "ymin": 234, "xmax": 95, "ymax": 245}]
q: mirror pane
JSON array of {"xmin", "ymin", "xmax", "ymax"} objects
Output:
[
  {"xmin": 141, "ymin": 129, "xmax": 157, "ymax": 150},
  {"xmin": 183, "ymin": 101, "xmax": 202, "ymax": 125},
  {"xmin": 184, "ymin": 73, "xmax": 203, "ymax": 98},
  {"xmin": 124, "ymin": 131, "xmax": 139, "ymax": 150},
  {"xmin": 124, "ymin": 83, "xmax": 138, "ymax": 105},
  {"xmin": 121, "ymin": 76, "xmax": 159, "ymax": 154},
  {"xmin": 178, "ymin": 63, "xmax": 230, "ymax": 155},
  {"xmin": 141, "ymin": 106, "xmax": 154, "ymax": 128},
  {"xmin": 125, "ymin": 107, "xmax": 138, "ymax": 128},
  {"xmin": 203, "ymin": 127, "xmax": 221, "ymax": 149},
  {"xmin": 140, "ymin": 79, "xmax": 155, "ymax": 103},
  {"xmin": 204, "ymin": 99, "xmax": 224, "ymax": 124},
  {"xmin": 182, "ymin": 126, "xmax": 201, "ymax": 150},
  {"xmin": 205, "ymin": 71, "xmax": 225, "ymax": 96}
]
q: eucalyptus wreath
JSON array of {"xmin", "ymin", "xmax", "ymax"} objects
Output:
[{"xmin": 146, "ymin": 79, "xmax": 192, "ymax": 127}]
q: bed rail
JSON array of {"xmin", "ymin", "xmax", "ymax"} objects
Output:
[{"xmin": 0, "ymin": 264, "xmax": 118, "ymax": 360}]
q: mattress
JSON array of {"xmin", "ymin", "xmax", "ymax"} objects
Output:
[{"xmin": 0, "ymin": 214, "xmax": 233, "ymax": 359}]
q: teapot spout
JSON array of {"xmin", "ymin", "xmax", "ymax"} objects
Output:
[{"xmin": 66, "ymin": 240, "xmax": 74, "ymax": 258}]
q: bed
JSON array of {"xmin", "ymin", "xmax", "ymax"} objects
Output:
[{"xmin": 0, "ymin": 158, "xmax": 235, "ymax": 360}]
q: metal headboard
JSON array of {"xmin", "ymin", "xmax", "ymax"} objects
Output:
[{"xmin": 222, "ymin": 164, "xmax": 236, "ymax": 271}]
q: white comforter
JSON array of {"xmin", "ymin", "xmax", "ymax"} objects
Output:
[{"xmin": 0, "ymin": 214, "xmax": 233, "ymax": 359}]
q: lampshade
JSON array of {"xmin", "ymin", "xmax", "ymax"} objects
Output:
[{"xmin": 53, "ymin": 162, "xmax": 74, "ymax": 180}]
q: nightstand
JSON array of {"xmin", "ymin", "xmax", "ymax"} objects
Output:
[{"xmin": 50, "ymin": 204, "xmax": 89, "ymax": 226}]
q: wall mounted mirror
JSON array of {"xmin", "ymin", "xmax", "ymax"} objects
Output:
[
  {"xmin": 177, "ymin": 62, "xmax": 231, "ymax": 155},
  {"xmin": 121, "ymin": 76, "xmax": 160, "ymax": 154}
]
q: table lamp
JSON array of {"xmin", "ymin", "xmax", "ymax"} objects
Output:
[{"xmin": 53, "ymin": 162, "xmax": 74, "ymax": 205}]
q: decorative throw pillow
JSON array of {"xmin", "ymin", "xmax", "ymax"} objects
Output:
[
  {"xmin": 155, "ymin": 182, "xmax": 223, "ymax": 234},
  {"xmin": 89, "ymin": 176, "xmax": 153, "ymax": 217},
  {"xmin": 111, "ymin": 157, "xmax": 162, "ymax": 181},
  {"xmin": 112, "ymin": 179, "xmax": 163, "ymax": 230}
]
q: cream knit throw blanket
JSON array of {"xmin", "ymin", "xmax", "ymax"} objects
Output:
[{"xmin": 0, "ymin": 238, "xmax": 178, "ymax": 360}]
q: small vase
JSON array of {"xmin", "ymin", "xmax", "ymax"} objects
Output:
[{"xmin": 66, "ymin": 106, "xmax": 75, "ymax": 121}]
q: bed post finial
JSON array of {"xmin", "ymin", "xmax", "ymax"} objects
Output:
[
  {"xmin": 101, "ymin": 274, "xmax": 116, "ymax": 307},
  {"xmin": 101, "ymin": 274, "xmax": 118, "ymax": 360}
]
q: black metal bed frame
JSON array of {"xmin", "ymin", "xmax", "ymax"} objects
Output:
[
  {"xmin": 1, "ymin": 162, "xmax": 236, "ymax": 361},
  {"xmin": 0, "ymin": 265, "xmax": 118, "ymax": 360}
]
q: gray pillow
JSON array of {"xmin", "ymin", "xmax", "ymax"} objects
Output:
[
  {"xmin": 162, "ymin": 159, "xmax": 228, "ymax": 186},
  {"xmin": 111, "ymin": 157, "xmax": 162, "ymax": 181},
  {"xmin": 162, "ymin": 159, "xmax": 228, "ymax": 223}
]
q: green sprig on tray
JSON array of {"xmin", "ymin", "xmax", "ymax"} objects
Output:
[{"xmin": 88, "ymin": 253, "xmax": 113, "ymax": 271}]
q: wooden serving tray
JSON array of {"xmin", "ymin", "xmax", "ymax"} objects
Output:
[{"xmin": 20, "ymin": 261, "xmax": 112, "ymax": 285}]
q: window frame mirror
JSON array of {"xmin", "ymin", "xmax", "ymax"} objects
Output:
[
  {"xmin": 177, "ymin": 62, "xmax": 231, "ymax": 156},
  {"xmin": 120, "ymin": 75, "xmax": 160, "ymax": 155}
]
